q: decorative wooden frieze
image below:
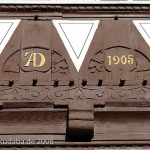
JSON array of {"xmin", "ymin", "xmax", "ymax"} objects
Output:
[
  {"xmin": 0, "ymin": 18, "xmax": 149, "ymax": 142},
  {"xmin": 0, "ymin": 85, "xmax": 149, "ymax": 103}
]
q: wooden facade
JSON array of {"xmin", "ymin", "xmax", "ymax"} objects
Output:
[{"xmin": 0, "ymin": 2, "xmax": 150, "ymax": 149}]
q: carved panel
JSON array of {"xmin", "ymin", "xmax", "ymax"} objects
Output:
[
  {"xmin": 0, "ymin": 85, "xmax": 149, "ymax": 105},
  {"xmin": 3, "ymin": 50, "xmax": 20, "ymax": 73},
  {"xmin": 80, "ymin": 20, "xmax": 150, "ymax": 85},
  {"xmin": 52, "ymin": 50, "xmax": 69, "ymax": 80},
  {"xmin": 19, "ymin": 21, "xmax": 52, "ymax": 84},
  {"xmin": 135, "ymin": 50, "xmax": 150, "ymax": 72},
  {"xmin": 104, "ymin": 47, "xmax": 136, "ymax": 71},
  {"xmin": 20, "ymin": 48, "xmax": 50, "ymax": 72}
]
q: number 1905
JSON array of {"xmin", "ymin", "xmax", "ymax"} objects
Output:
[{"xmin": 107, "ymin": 55, "xmax": 134, "ymax": 65}]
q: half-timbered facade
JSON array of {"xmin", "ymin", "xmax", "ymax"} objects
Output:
[{"xmin": 0, "ymin": 1, "xmax": 149, "ymax": 149}]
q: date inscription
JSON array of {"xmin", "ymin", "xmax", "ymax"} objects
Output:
[{"xmin": 107, "ymin": 55, "xmax": 134, "ymax": 65}]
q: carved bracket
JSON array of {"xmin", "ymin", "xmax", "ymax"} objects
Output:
[
  {"xmin": 67, "ymin": 101, "xmax": 94, "ymax": 141},
  {"xmin": 54, "ymin": 87, "xmax": 105, "ymax": 141}
]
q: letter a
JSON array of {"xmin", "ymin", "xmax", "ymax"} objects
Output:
[
  {"xmin": 24, "ymin": 52, "xmax": 35, "ymax": 67},
  {"xmin": 24, "ymin": 52, "xmax": 46, "ymax": 67}
]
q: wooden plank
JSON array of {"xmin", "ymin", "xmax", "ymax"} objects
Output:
[
  {"xmin": 0, "ymin": 134, "xmax": 65, "ymax": 141},
  {"xmin": 49, "ymin": 141, "xmax": 150, "ymax": 145},
  {"xmin": 0, "ymin": 108, "xmax": 66, "ymax": 134},
  {"xmin": 94, "ymin": 110, "xmax": 150, "ymax": 141},
  {"xmin": 2, "ymin": 101, "xmax": 54, "ymax": 109},
  {"xmin": 95, "ymin": 107, "xmax": 150, "ymax": 112},
  {"xmin": 0, "ymin": 141, "xmax": 150, "ymax": 147}
]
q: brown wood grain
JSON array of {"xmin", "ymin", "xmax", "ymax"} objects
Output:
[
  {"xmin": 94, "ymin": 108, "xmax": 150, "ymax": 141},
  {"xmin": 0, "ymin": 108, "xmax": 66, "ymax": 134},
  {"xmin": 102, "ymin": 20, "xmax": 132, "ymax": 49},
  {"xmin": 20, "ymin": 20, "xmax": 52, "ymax": 84},
  {"xmin": 0, "ymin": 9, "xmax": 149, "ymax": 145},
  {"xmin": 21, "ymin": 20, "xmax": 52, "ymax": 49}
]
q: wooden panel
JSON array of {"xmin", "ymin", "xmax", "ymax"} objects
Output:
[
  {"xmin": 79, "ymin": 20, "xmax": 148, "ymax": 86},
  {"xmin": 19, "ymin": 20, "xmax": 52, "ymax": 85},
  {"xmin": 102, "ymin": 20, "xmax": 132, "ymax": 49},
  {"xmin": 0, "ymin": 108, "xmax": 66, "ymax": 134},
  {"xmin": 94, "ymin": 107, "xmax": 150, "ymax": 141},
  {"xmin": 21, "ymin": 20, "xmax": 51, "ymax": 49}
]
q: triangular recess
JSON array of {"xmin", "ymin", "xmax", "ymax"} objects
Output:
[
  {"xmin": 0, "ymin": 20, "xmax": 20, "ymax": 54},
  {"xmin": 133, "ymin": 20, "xmax": 150, "ymax": 47},
  {"xmin": 53, "ymin": 20, "xmax": 100, "ymax": 72}
]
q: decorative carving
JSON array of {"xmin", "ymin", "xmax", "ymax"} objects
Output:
[
  {"xmin": 104, "ymin": 46, "xmax": 136, "ymax": 72},
  {"xmin": 0, "ymin": 87, "xmax": 53, "ymax": 101},
  {"xmin": 109, "ymin": 86, "xmax": 150, "ymax": 101},
  {"xmin": 20, "ymin": 47, "xmax": 51, "ymax": 73},
  {"xmin": 0, "ymin": 85, "xmax": 149, "ymax": 102},
  {"xmin": 0, "ymin": 86, "xmax": 93, "ymax": 101},
  {"xmin": 135, "ymin": 50, "xmax": 150, "ymax": 72},
  {"xmin": 88, "ymin": 50, "xmax": 104, "ymax": 73},
  {"xmin": 3, "ymin": 50, "xmax": 20, "ymax": 73},
  {"xmin": 52, "ymin": 50, "xmax": 69, "ymax": 75},
  {"xmin": 88, "ymin": 47, "xmax": 150, "ymax": 82},
  {"xmin": 89, "ymin": 47, "xmax": 150, "ymax": 73}
]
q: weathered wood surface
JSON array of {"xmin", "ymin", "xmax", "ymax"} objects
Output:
[
  {"xmin": 0, "ymin": 108, "xmax": 66, "ymax": 134},
  {"xmin": 0, "ymin": 20, "xmax": 149, "ymax": 86},
  {"xmin": 94, "ymin": 107, "xmax": 150, "ymax": 141},
  {"xmin": 0, "ymin": 18, "xmax": 149, "ymax": 144},
  {"xmin": 51, "ymin": 23, "xmax": 78, "ymax": 81}
]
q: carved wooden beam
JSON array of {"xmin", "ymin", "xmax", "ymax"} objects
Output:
[{"xmin": 54, "ymin": 87, "xmax": 104, "ymax": 141}]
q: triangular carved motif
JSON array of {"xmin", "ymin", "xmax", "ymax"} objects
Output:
[
  {"xmin": 53, "ymin": 20, "xmax": 99, "ymax": 72},
  {"xmin": 133, "ymin": 20, "xmax": 150, "ymax": 47},
  {"xmin": 0, "ymin": 20, "xmax": 20, "ymax": 54}
]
